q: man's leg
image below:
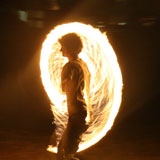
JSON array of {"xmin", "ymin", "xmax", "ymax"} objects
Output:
[
  {"xmin": 57, "ymin": 111, "xmax": 87, "ymax": 160},
  {"xmin": 64, "ymin": 154, "xmax": 80, "ymax": 160},
  {"xmin": 57, "ymin": 128, "xmax": 68, "ymax": 160},
  {"xmin": 64, "ymin": 113, "xmax": 87, "ymax": 159},
  {"xmin": 57, "ymin": 140, "xmax": 64, "ymax": 160}
]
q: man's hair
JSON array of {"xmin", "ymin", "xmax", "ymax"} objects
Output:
[{"xmin": 59, "ymin": 33, "xmax": 83, "ymax": 56}]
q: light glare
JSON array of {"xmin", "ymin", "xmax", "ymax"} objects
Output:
[{"xmin": 40, "ymin": 22, "xmax": 123, "ymax": 153}]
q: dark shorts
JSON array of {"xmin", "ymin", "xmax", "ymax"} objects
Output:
[{"xmin": 57, "ymin": 110, "xmax": 88, "ymax": 157}]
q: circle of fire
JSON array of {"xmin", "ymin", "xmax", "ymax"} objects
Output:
[{"xmin": 40, "ymin": 22, "xmax": 122, "ymax": 153}]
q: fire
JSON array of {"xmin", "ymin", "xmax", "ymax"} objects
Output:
[{"xmin": 40, "ymin": 22, "xmax": 123, "ymax": 153}]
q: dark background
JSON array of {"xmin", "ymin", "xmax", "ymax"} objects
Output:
[{"xmin": 0, "ymin": 0, "xmax": 160, "ymax": 159}]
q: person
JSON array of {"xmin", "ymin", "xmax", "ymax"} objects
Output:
[{"xmin": 57, "ymin": 33, "xmax": 91, "ymax": 160}]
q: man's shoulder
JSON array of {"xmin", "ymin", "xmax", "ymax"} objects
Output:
[
  {"xmin": 65, "ymin": 60, "xmax": 83, "ymax": 69},
  {"xmin": 62, "ymin": 62, "xmax": 79, "ymax": 76},
  {"xmin": 63, "ymin": 61, "xmax": 78, "ymax": 70},
  {"xmin": 72, "ymin": 59, "xmax": 87, "ymax": 68}
]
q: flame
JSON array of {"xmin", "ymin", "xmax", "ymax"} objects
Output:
[{"xmin": 40, "ymin": 22, "xmax": 123, "ymax": 153}]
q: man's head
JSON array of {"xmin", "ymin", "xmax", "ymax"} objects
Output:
[{"xmin": 59, "ymin": 33, "xmax": 83, "ymax": 58}]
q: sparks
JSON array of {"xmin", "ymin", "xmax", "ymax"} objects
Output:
[{"xmin": 40, "ymin": 22, "xmax": 123, "ymax": 153}]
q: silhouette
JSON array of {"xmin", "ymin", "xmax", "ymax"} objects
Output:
[{"xmin": 57, "ymin": 33, "xmax": 91, "ymax": 160}]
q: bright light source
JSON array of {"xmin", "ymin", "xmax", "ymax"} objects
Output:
[
  {"xmin": 40, "ymin": 22, "xmax": 123, "ymax": 153},
  {"xmin": 17, "ymin": 11, "xmax": 28, "ymax": 22},
  {"xmin": 117, "ymin": 22, "xmax": 127, "ymax": 26}
]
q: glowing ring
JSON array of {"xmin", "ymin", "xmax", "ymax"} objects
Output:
[{"xmin": 40, "ymin": 22, "xmax": 122, "ymax": 153}]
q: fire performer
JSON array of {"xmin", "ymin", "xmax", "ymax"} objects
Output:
[{"xmin": 57, "ymin": 33, "xmax": 91, "ymax": 160}]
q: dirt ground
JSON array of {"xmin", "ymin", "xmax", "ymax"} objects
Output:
[{"xmin": 0, "ymin": 118, "xmax": 159, "ymax": 160}]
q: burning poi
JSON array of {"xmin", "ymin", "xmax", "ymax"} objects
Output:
[{"xmin": 40, "ymin": 22, "xmax": 123, "ymax": 153}]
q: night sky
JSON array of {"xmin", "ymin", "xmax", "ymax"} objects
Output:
[{"xmin": 0, "ymin": 0, "xmax": 160, "ymax": 159}]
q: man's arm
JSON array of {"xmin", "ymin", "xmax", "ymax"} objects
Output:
[{"xmin": 61, "ymin": 65, "xmax": 79, "ymax": 93}]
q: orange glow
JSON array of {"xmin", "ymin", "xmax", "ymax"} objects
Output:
[{"xmin": 40, "ymin": 22, "xmax": 123, "ymax": 153}]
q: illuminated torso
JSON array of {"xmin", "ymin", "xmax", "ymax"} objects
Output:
[{"xmin": 61, "ymin": 58, "xmax": 90, "ymax": 116}]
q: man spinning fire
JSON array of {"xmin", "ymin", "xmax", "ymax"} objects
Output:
[{"xmin": 57, "ymin": 33, "xmax": 91, "ymax": 160}]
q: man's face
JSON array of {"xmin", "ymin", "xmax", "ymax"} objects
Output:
[{"xmin": 60, "ymin": 45, "xmax": 68, "ymax": 57}]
